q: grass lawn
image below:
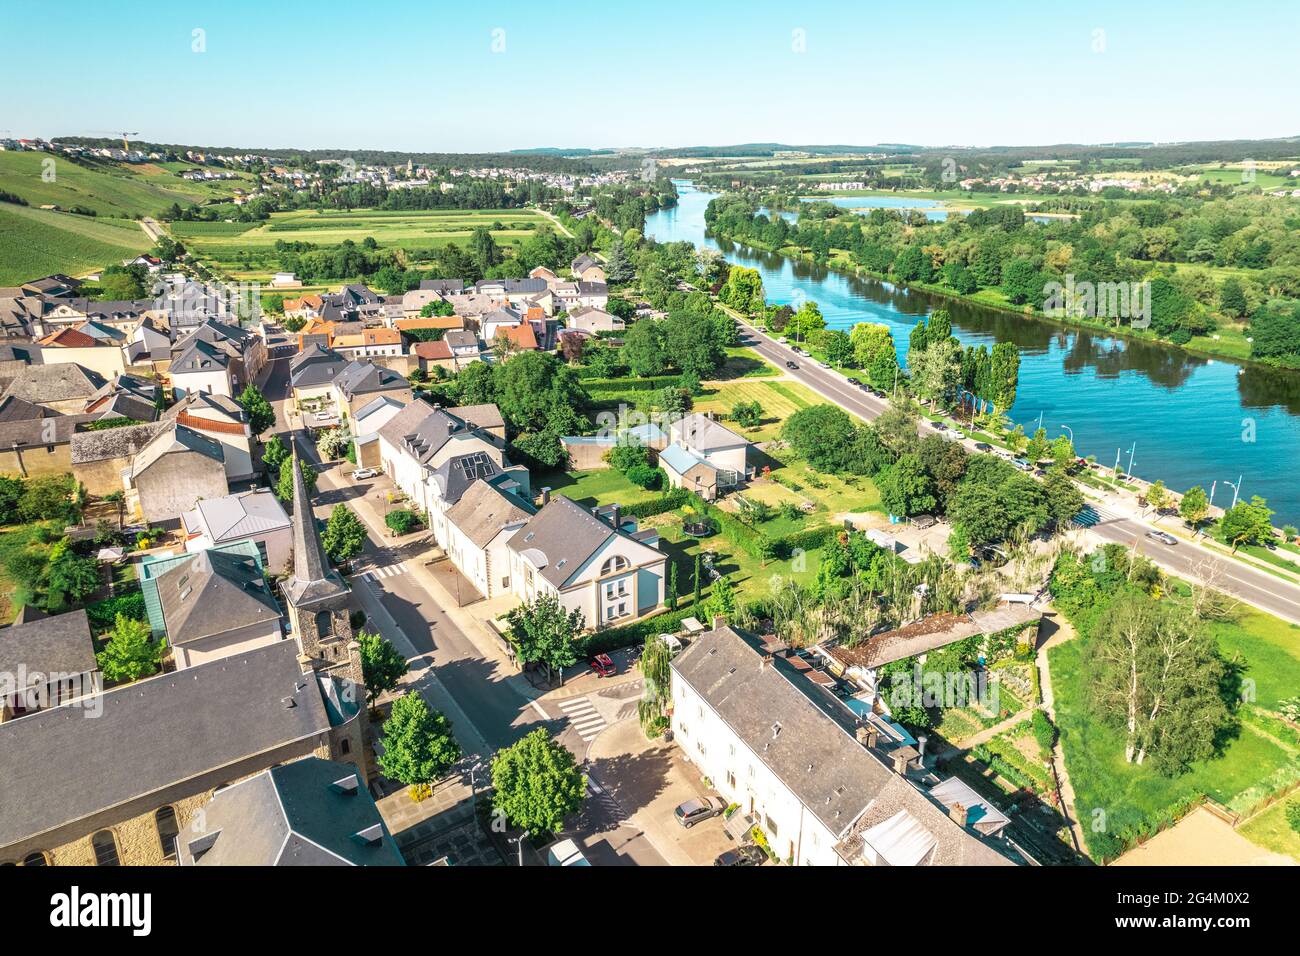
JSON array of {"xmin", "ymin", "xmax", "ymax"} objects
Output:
[
  {"xmin": 529, "ymin": 467, "xmax": 669, "ymax": 510},
  {"xmin": 0, "ymin": 522, "xmax": 60, "ymax": 621},
  {"xmin": 0, "ymin": 203, "xmax": 150, "ymax": 284},
  {"xmin": 690, "ymin": 378, "xmax": 821, "ymax": 442},
  {"xmin": 1237, "ymin": 797, "xmax": 1300, "ymax": 861},
  {"xmin": 1049, "ymin": 616, "xmax": 1300, "ymax": 858}
]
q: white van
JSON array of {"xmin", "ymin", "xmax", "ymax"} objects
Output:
[{"xmin": 546, "ymin": 838, "xmax": 591, "ymax": 866}]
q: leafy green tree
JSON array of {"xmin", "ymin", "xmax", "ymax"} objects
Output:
[
  {"xmin": 781, "ymin": 404, "xmax": 857, "ymax": 471},
  {"xmin": 357, "ymin": 630, "xmax": 409, "ymax": 706},
  {"xmin": 18, "ymin": 475, "xmax": 77, "ymax": 523},
  {"xmin": 1145, "ymin": 479, "xmax": 1173, "ymax": 515},
  {"xmin": 1178, "ymin": 485, "xmax": 1209, "ymax": 530},
  {"xmin": 1043, "ymin": 468, "xmax": 1085, "ymax": 529},
  {"xmin": 377, "ymin": 692, "xmax": 461, "ymax": 787},
  {"xmin": 275, "ymin": 457, "xmax": 317, "ymax": 502},
  {"xmin": 262, "ymin": 434, "xmax": 289, "ymax": 476},
  {"xmin": 605, "ymin": 240, "xmax": 634, "ymax": 284},
  {"xmin": 1219, "ymin": 496, "xmax": 1274, "ymax": 552},
  {"xmin": 236, "ymin": 383, "xmax": 276, "ymax": 435},
  {"xmin": 729, "ymin": 400, "xmax": 763, "ymax": 429},
  {"xmin": 491, "ymin": 728, "xmax": 585, "ymax": 838},
  {"xmin": 638, "ymin": 634, "xmax": 674, "ymax": 736},
  {"xmin": 876, "ymin": 454, "xmax": 936, "ymax": 518},
  {"xmin": 503, "ymin": 593, "xmax": 583, "ymax": 681},
  {"xmin": 666, "ymin": 562, "xmax": 678, "ymax": 611},
  {"xmin": 823, "ymin": 329, "xmax": 854, "ymax": 366},
  {"xmin": 96, "ymin": 615, "xmax": 166, "ymax": 683},
  {"xmin": 707, "ymin": 574, "xmax": 737, "ymax": 621},
  {"xmin": 622, "ymin": 318, "xmax": 668, "ymax": 376},
  {"xmin": 693, "ymin": 554, "xmax": 703, "ymax": 607},
  {"xmin": 321, "ymin": 505, "xmax": 367, "ymax": 562},
  {"xmin": 46, "ymin": 540, "xmax": 100, "ymax": 606},
  {"xmin": 385, "ymin": 509, "xmax": 419, "ymax": 536}
]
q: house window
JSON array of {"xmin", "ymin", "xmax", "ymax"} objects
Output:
[
  {"xmin": 600, "ymin": 555, "xmax": 628, "ymax": 576},
  {"xmin": 92, "ymin": 831, "xmax": 120, "ymax": 867},
  {"xmin": 155, "ymin": 807, "xmax": 180, "ymax": 861},
  {"xmin": 697, "ymin": 740, "xmax": 706, "ymax": 756},
  {"xmin": 21, "ymin": 852, "xmax": 47, "ymax": 867},
  {"xmin": 726, "ymin": 770, "xmax": 736, "ymax": 788},
  {"xmin": 341, "ymin": 738, "xmax": 351, "ymax": 755},
  {"xmin": 766, "ymin": 817, "xmax": 779, "ymax": 839}
]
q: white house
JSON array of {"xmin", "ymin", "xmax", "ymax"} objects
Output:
[
  {"xmin": 507, "ymin": 496, "xmax": 665, "ymax": 628},
  {"xmin": 659, "ymin": 413, "xmax": 752, "ymax": 500},
  {"xmin": 670, "ymin": 623, "xmax": 1022, "ymax": 867},
  {"xmin": 441, "ymin": 479, "xmax": 535, "ymax": 600}
]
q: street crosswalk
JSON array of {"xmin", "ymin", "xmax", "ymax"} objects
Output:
[
  {"xmin": 557, "ymin": 696, "xmax": 608, "ymax": 742},
  {"xmin": 1072, "ymin": 504, "xmax": 1119, "ymax": 529},
  {"xmin": 358, "ymin": 561, "xmax": 409, "ymax": 581},
  {"xmin": 584, "ymin": 775, "xmax": 624, "ymax": 820}
]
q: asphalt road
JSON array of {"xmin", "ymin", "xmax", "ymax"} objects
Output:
[{"xmin": 737, "ymin": 326, "xmax": 1300, "ymax": 625}]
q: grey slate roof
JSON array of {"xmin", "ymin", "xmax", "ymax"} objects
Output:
[
  {"xmin": 507, "ymin": 495, "xmax": 641, "ymax": 589},
  {"xmin": 332, "ymin": 359, "xmax": 406, "ymax": 400},
  {"xmin": 0, "ymin": 640, "xmax": 330, "ymax": 852},
  {"xmin": 0, "ymin": 395, "xmax": 52, "ymax": 422},
  {"xmin": 670, "ymin": 625, "xmax": 1019, "ymax": 864},
  {"xmin": 418, "ymin": 279, "xmax": 464, "ymax": 295},
  {"xmin": 289, "ymin": 343, "xmax": 347, "ymax": 388},
  {"xmin": 454, "ymin": 402, "xmax": 505, "ymax": 432},
  {"xmin": 282, "ymin": 443, "xmax": 350, "ymax": 610},
  {"xmin": 177, "ymin": 757, "xmax": 404, "ymax": 866},
  {"xmin": 0, "ymin": 608, "xmax": 95, "ymax": 680},
  {"xmin": 377, "ymin": 402, "xmax": 502, "ymax": 467},
  {"xmin": 169, "ymin": 337, "xmax": 229, "ymax": 374},
  {"xmin": 154, "ymin": 549, "xmax": 282, "ymax": 646},
  {"xmin": 445, "ymin": 479, "xmax": 535, "ymax": 549},
  {"xmin": 676, "ymin": 412, "xmax": 749, "ymax": 452},
  {"xmin": 130, "ymin": 421, "xmax": 225, "ymax": 477},
  {"xmin": 431, "ymin": 451, "xmax": 502, "ymax": 506},
  {"xmin": 671, "ymin": 624, "xmax": 895, "ymax": 837},
  {"xmin": 2, "ymin": 363, "xmax": 106, "ymax": 404},
  {"xmin": 70, "ymin": 420, "xmax": 164, "ymax": 464}
]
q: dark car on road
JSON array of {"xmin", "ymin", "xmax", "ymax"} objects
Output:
[
  {"xmin": 847, "ymin": 377, "xmax": 861, "ymax": 386},
  {"xmin": 786, "ymin": 360, "xmax": 798, "ymax": 369},
  {"xmin": 674, "ymin": 797, "xmax": 726, "ymax": 828},
  {"xmin": 714, "ymin": 844, "xmax": 767, "ymax": 866},
  {"xmin": 589, "ymin": 653, "xmax": 617, "ymax": 678}
]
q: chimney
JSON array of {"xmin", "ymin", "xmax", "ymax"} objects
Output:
[
  {"xmin": 540, "ymin": 487, "xmax": 551, "ymax": 506},
  {"xmin": 856, "ymin": 723, "xmax": 879, "ymax": 749},
  {"xmin": 609, "ymin": 503, "xmax": 620, "ymax": 530},
  {"xmin": 949, "ymin": 803, "xmax": 969, "ymax": 829},
  {"xmin": 711, "ymin": 614, "xmax": 726, "ymax": 630},
  {"xmin": 891, "ymin": 750, "xmax": 912, "ymax": 775},
  {"xmin": 759, "ymin": 653, "xmax": 773, "ymax": 672}
]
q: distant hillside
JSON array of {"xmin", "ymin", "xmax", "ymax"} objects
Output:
[
  {"xmin": 0, "ymin": 151, "xmax": 250, "ymax": 219},
  {"xmin": 0, "ymin": 203, "xmax": 149, "ymax": 285}
]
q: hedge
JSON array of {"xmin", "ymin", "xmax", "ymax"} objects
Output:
[
  {"xmin": 622, "ymin": 488, "xmax": 693, "ymax": 519},
  {"xmin": 85, "ymin": 589, "xmax": 145, "ymax": 634},
  {"xmin": 580, "ymin": 606, "xmax": 695, "ymax": 656}
]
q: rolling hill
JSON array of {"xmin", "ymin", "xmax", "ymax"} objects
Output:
[{"xmin": 0, "ymin": 203, "xmax": 149, "ymax": 285}]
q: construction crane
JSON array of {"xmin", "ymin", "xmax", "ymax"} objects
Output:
[{"xmin": 89, "ymin": 130, "xmax": 140, "ymax": 152}]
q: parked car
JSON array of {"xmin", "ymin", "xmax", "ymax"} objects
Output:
[
  {"xmin": 674, "ymin": 797, "xmax": 726, "ymax": 828},
  {"xmin": 1145, "ymin": 530, "xmax": 1178, "ymax": 546},
  {"xmin": 546, "ymin": 838, "xmax": 591, "ymax": 866},
  {"xmin": 714, "ymin": 844, "xmax": 767, "ymax": 866},
  {"xmin": 847, "ymin": 377, "xmax": 861, "ymax": 386},
  {"xmin": 589, "ymin": 653, "xmax": 617, "ymax": 678},
  {"xmin": 932, "ymin": 421, "xmax": 947, "ymax": 432},
  {"xmin": 786, "ymin": 360, "xmax": 799, "ymax": 369},
  {"xmin": 351, "ymin": 467, "xmax": 379, "ymax": 481},
  {"xmin": 1012, "ymin": 458, "xmax": 1034, "ymax": 472},
  {"xmin": 974, "ymin": 442, "xmax": 993, "ymax": 452},
  {"xmin": 817, "ymin": 361, "xmax": 831, "ymax": 369}
]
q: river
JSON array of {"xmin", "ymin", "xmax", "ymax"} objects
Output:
[{"xmin": 645, "ymin": 181, "xmax": 1300, "ymax": 524}]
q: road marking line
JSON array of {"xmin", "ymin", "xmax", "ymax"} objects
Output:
[{"xmin": 528, "ymin": 699, "xmax": 549, "ymax": 720}]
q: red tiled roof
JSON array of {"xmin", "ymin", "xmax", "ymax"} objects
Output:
[{"xmin": 413, "ymin": 340, "xmax": 453, "ymax": 360}]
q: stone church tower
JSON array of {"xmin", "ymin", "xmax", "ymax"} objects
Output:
[{"xmin": 282, "ymin": 441, "xmax": 368, "ymax": 778}]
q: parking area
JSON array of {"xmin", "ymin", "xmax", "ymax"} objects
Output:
[{"xmin": 586, "ymin": 719, "xmax": 738, "ymax": 866}]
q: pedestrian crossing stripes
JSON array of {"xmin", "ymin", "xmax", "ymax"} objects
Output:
[
  {"xmin": 1072, "ymin": 505, "xmax": 1118, "ymax": 529},
  {"xmin": 557, "ymin": 696, "xmax": 608, "ymax": 742},
  {"xmin": 357, "ymin": 561, "xmax": 409, "ymax": 581},
  {"xmin": 585, "ymin": 776, "xmax": 624, "ymax": 819}
]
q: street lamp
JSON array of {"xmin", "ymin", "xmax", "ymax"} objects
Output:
[
  {"xmin": 1222, "ymin": 476, "xmax": 1242, "ymax": 510},
  {"xmin": 1058, "ymin": 424, "xmax": 1073, "ymax": 444}
]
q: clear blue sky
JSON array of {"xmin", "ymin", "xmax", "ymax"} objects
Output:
[{"xmin": 4, "ymin": 0, "xmax": 1296, "ymax": 152}]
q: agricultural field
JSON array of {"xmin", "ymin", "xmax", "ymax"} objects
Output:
[
  {"xmin": 176, "ymin": 207, "xmax": 553, "ymax": 280},
  {"xmin": 0, "ymin": 150, "xmax": 252, "ymax": 218},
  {"xmin": 0, "ymin": 202, "xmax": 149, "ymax": 284}
]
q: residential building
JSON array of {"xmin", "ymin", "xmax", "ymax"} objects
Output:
[
  {"xmin": 670, "ymin": 623, "xmax": 1022, "ymax": 867},
  {"xmin": 181, "ymin": 490, "xmax": 293, "ymax": 573},
  {"xmin": 177, "ymin": 758, "xmax": 404, "ymax": 866},
  {"xmin": 660, "ymin": 412, "xmax": 753, "ymax": 500},
  {"xmin": 145, "ymin": 547, "xmax": 283, "ymax": 670},
  {"xmin": 162, "ymin": 391, "xmax": 256, "ymax": 481},
  {"xmin": 566, "ymin": 305, "xmax": 624, "ymax": 335},
  {"xmin": 0, "ymin": 609, "xmax": 98, "ymax": 722},
  {"xmin": 571, "ymin": 254, "xmax": 607, "ymax": 283},
  {"xmin": 2, "ymin": 362, "xmax": 107, "ymax": 414},
  {"xmin": 37, "ymin": 322, "xmax": 129, "ymax": 378},
  {"xmin": 351, "ymin": 395, "xmax": 408, "ymax": 469},
  {"xmin": 507, "ymin": 495, "xmax": 665, "ymax": 627},
  {"xmin": 128, "ymin": 422, "xmax": 229, "ymax": 522},
  {"xmin": 441, "ymin": 479, "xmax": 535, "ymax": 600}
]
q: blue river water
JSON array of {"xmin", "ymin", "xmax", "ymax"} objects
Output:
[{"xmin": 645, "ymin": 182, "xmax": 1300, "ymax": 523}]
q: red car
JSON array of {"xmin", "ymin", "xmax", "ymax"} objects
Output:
[{"xmin": 589, "ymin": 654, "xmax": 616, "ymax": 678}]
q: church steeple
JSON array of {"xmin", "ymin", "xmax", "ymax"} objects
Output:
[{"xmin": 283, "ymin": 439, "xmax": 350, "ymax": 610}]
